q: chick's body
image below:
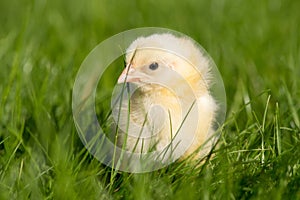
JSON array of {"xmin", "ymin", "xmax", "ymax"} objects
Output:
[{"xmin": 116, "ymin": 34, "xmax": 217, "ymax": 160}]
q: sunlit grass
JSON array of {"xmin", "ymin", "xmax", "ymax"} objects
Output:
[{"xmin": 0, "ymin": 0, "xmax": 299, "ymax": 199}]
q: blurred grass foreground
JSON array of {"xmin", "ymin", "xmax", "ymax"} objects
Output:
[{"xmin": 0, "ymin": 0, "xmax": 300, "ymax": 199}]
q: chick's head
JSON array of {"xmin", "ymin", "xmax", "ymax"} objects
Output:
[{"xmin": 118, "ymin": 34, "xmax": 211, "ymax": 98}]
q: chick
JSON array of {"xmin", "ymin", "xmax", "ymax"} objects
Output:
[{"xmin": 115, "ymin": 33, "xmax": 217, "ymax": 161}]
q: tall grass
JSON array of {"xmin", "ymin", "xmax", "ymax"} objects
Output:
[{"xmin": 0, "ymin": 0, "xmax": 299, "ymax": 199}]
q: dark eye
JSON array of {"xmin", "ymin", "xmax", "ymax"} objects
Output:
[{"xmin": 149, "ymin": 62, "xmax": 159, "ymax": 70}]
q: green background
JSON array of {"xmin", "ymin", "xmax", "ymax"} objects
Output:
[{"xmin": 0, "ymin": 0, "xmax": 299, "ymax": 199}]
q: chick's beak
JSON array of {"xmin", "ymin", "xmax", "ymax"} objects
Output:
[{"xmin": 117, "ymin": 66, "xmax": 141, "ymax": 84}]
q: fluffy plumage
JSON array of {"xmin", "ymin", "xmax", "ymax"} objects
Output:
[{"xmin": 115, "ymin": 33, "xmax": 217, "ymax": 161}]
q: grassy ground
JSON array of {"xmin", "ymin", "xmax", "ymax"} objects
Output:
[{"xmin": 1, "ymin": 0, "xmax": 300, "ymax": 199}]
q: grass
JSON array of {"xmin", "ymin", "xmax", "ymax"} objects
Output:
[{"xmin": 0, "ymin": 0, "xmax": 300, "ymax": 199}]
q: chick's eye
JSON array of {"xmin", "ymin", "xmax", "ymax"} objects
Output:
[{"xmin": 149, "ymin": 62, "xmax": 159, "ymax": 70}]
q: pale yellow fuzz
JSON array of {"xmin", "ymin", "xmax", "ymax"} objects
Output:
[{"xmin": 116, "ymin": 33, "xmax": 217, "ymax": 161}]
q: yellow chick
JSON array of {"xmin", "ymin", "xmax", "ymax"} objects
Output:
[{"xmin": 115, "ymin": 33, "xmax": 217, "ymax": 161}]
